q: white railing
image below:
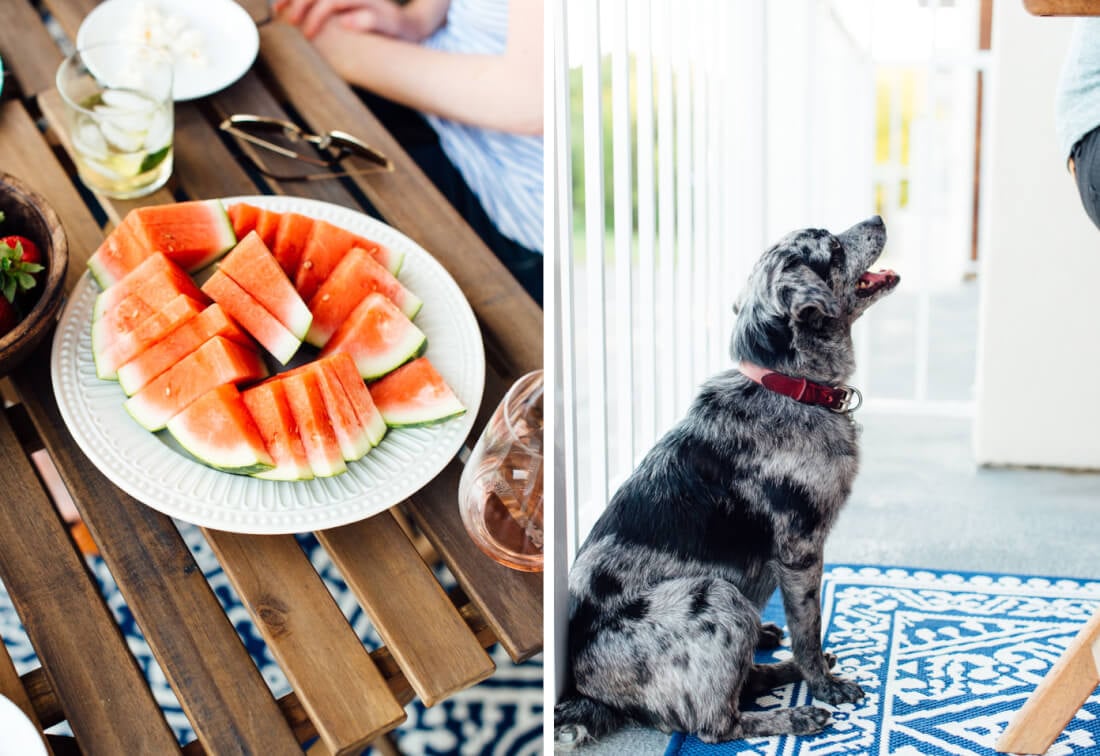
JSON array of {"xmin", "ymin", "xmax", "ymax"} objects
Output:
[
  {"xmin": 554, "ymin": 0, "xmax": 769, "ymax": 563},
  {"xmin": 554, "ymin": 0, "xmax": 991, "ymax": 560}
]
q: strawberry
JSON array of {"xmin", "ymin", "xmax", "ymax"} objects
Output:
[
  {"xmin": 2, "ymin": 235, "xmax": 41, "ymax": 267},
  {"xmin": 0, "ymin": 235, "xmax": 44, "ymax": 304},
  {"xmin": 0, "ymin": 297, "xmax": 17, "ymax": 338}
]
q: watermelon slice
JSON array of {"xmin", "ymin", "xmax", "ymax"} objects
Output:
[
  {"xmin": 295, "ymin": 220, "xmax": 358, "ymax": 303},
  {"xmin": 93, "ymin": 294, "xmax": 205, "ymax": 380},
  {"xmin": 254, "ymin": 208, "xmax": 282, "ymax": 250},
  {"xmin": 281, "ymin": 371, "xmax": 347, "ymax": 478},
  {"xmin": 130, "ymin": 200, "xmax": 237, "ymax": 272},
  {"xmin": 355, "ymin": 237, "xmax": 403, "ymax": 276},
  {"xmin": 272, "ymin": 357, "xmax": 372, "ymax": 462},
  {"xmin": 218, "ymin": 231, "xmax": 313, "ymax": 341},
  {"xmin": 125, "ymin": 335, "xmax": 268, "ymax": 431},
  {"xmin": 306, "ymin": 246, "xmax": 422, "ymax": 348},
  {"xmin": 227, "ymin": 203, "xmax": 261, "ymax": 239},
  {"xmin": 167, "ymin": 384, "xmax": 274, "ymax": 475},
  {"xmin": 312, "ymin": 361, "xmax": 373, "ymax": 461},
  {"xmin": 92, "ymin": 252, "xmax": 208, "ymax": 322},
  {"xmin": 202, "ymin": 269, "xmax": 303, "ymax": 365},
  {"xmin": 318, "ymin": 293, "xmax": 426, "ymax": 380},
  {"xmin": 118, "ymin": 304, "xmax": 254, "ymax": 396},
  {"xmin": 369, "ymin": 357, "xmax": 466, "ymax": 428},
  {"xmin": 241, "ymin": 379, "xmax": 313, "ymax": 481},
  {"xmin": 326, "ymin": 352, "xmax": 387, "ymax": 447},
  {"xmin": 272, "ymin": 212, "xmax": 314, "ymax": 279},
  {"xmin": 87, "ymin": 214, "xmax": 151, "ymax": 290},
  {"xmin": 91, "ymin": 293, "xmax": 157, "ymax": 359}
]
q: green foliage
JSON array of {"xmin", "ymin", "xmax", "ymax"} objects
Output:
[{"xmin": 569, "ymin": 55, "xmax": 668, "ymax": 259}]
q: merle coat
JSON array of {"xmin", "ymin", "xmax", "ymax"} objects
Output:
[{"xmin": 555, "ymin": 217, "xmax": 899, "ymax": 747}]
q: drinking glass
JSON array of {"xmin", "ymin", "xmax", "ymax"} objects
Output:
[
  {"xmin": 56, "ymin": 42, "xmax": 173, "ymax": 199},
  {"xmin": 458, "ymin": 370, "xmax": 543, "ymax": 572}
]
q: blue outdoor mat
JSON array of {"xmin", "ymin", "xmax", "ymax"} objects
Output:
[
  {"xmin": 0, "ymin": 522, "xmax": 543, "ymax": 755},
  {"xmin": 666, "ymin": 565, "xmax": 1100, "ymax": 756}
]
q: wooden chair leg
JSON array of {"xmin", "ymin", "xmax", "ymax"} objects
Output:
[{"xmin": 996, "ymin": 610, "xmax": 1100, "ymax": 754}]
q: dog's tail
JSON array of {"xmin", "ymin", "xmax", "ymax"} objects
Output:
[{"xmin": 554, "ymin": 691, "xmax": 627, "ymax": 750}]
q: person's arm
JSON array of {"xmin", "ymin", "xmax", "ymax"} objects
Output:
[
  {"xmin": 309, "ymin": 0, "xmax": 543, "ymax": 136},
  {"xmin": 276, "ymin": 0, "xmax": 451, "ymax": 42}
]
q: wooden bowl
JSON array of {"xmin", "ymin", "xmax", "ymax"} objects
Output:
[{"xmin": 0, "ymin": 173, "xmax": 69, "ymax": 377}]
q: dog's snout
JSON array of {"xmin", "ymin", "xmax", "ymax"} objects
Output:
[{"xmin": 868, "ymin": 215, "xmax": 884, "ymax": 228}]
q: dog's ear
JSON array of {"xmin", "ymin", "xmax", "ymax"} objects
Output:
[{"xmin": 785, "ymin": 272, "xmax": 840, "ymax": 328}]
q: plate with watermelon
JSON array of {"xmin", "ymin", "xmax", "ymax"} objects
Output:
[{"xmin": 51, "ymin": 196, "xmax": 485, "ymax": 534}]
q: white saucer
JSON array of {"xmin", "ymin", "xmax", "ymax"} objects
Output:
[{"xmin": 77, "ymin": 0, "xmax": 259, "ymax": 101}]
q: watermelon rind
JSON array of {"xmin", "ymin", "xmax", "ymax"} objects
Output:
[
  {"xmin": 252, "ymin": 459, "xmax": 314, "ymax": 481},
  {"xmin": 283, "ymin": 373, "xmax": 348, "ymax": 479},
  {"xmin": 377, "ymin": 394, "xmax": 466, "ymax": 428},
  {"xmin": 166, "ymin": 387, "xmax": 275, "ymax": 476},
  {"xmin": 242, "ymin": 380, "xmax": 315, "ymax": 482},
  {"xmin": 314, "ymin": 367, "xmax": 372, "ymax": 462},
  {"xmin": 321, "ymin": 294, "xmax": 429, "ymax": 381},
  {"xmin": 370, "ymin": 358, "xmax": 467, "ymax": 428},
  {"xmin": 362, "ymin": 404, "xmax": 388, "ymax": 445},
  {"xmin": 167, "ymin": 419, "xmax": 275, "ymax": 475},
  {"xmin": 359, "ymin": 334, "xmax": 426, "ymax": 382},
  {"xmin": 87, "ymin": 251, "xmax": 118, "ymax": 290}
]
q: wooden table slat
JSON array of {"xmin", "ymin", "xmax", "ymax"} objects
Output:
[
  {"xmin": 202, "ymin": 529, "xmax": 407, "ymax": 755},
  {"xmin": 173, "ymin": 102, "xmax": 265, "ymax": 201},
  {"xmin": 0, "ymin": 410, "xmax": 180, "ymax": 753},
  {"xmin": 0, "ymin": 1, "xmax": 65, "ymax": 97},
  {"xmin": 317, "ymin": 512, "xmax": 495, "ymax": 706},
  {"xmin": 38, "ymin": 0, "xmax": 88, "ymax": 41},
  {"xmin": 256, "ymin": 22, "xmax": 542, "ymax": 378},
  {"xmin": 407, "ymin": 461, "xmax": 544, "ymax": 663}
]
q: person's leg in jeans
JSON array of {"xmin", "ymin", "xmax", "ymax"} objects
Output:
[
  {"xmin": 358, "ymin": 90, "xmax": 543, "ymax": 304},
  {"xmin": 1071, "ymin": 125, "xmax": 1100, "ymax": 231}
]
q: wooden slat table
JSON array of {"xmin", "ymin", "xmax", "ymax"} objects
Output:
[{"xmin": 0, "ymin": 2, "xmax": 543, "ymax": 752}]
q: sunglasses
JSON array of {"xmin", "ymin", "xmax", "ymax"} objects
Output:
[{"xmin": 219, "ymin": 114, "xmax": 393, "ymax": 181}]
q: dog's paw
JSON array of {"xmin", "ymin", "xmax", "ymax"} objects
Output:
[
  {"xmin": 789, "ymin": 705, "xmax": 832, "ymax": 735},
  {"xmin": 810, "ymin": 675, "xmax": 864, "ymax": 706},
  {"xmin": 757, "ymin": 622, "xmax": 784, "ymax": 649}
]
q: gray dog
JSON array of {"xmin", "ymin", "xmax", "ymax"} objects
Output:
[{"xmin": 555, "ymin": 216, "xmax": 899, "ymax": 747}]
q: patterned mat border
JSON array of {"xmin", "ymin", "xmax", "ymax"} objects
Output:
[{"xmin": 666, "ymin": 564, "xmax": 1100, "ymax": 756}]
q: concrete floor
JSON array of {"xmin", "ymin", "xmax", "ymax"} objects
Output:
[{"xmin": 568, "ymin": 411, "xmax": 1100, "ymax": 754}]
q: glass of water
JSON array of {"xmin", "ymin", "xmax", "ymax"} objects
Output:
[{"xmin": 56, "ymin": 42, "xmax": 173, "ymax": 199}]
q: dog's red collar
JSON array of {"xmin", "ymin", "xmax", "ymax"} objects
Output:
[{"xmin": 738, "ymin": 361, "xmax": 863, "ymax": 413}]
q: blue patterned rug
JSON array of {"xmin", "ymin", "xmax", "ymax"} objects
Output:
[
  {"xmin": 667, "ymin": 566, "xmax": 1100, "ymax": 756},
  {"xmin": 0, "ymin": 522, "xmax": 543, "ymax": 755}
]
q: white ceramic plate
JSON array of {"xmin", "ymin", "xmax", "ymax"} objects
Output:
[
  {"xmin": 0, "ymin": 695, "xmax": 46, "ymax": 756},
  {"xmin": 52, "ymin": 197, "xmax": 485, "ymax": 534},
  {"xmin": 77, "ymin": 0, "xmax": 259, "ymax": 101}
]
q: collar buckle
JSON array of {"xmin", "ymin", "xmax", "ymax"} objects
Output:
[{"xmin": 830, "ymin": 385, "xmax": 863, "ymax": 414}]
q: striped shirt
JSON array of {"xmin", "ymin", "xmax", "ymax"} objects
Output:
[
  {"xmin": 423, "ymin": 0, "xmax": 543, "ymax": 253},
  {"xmin": 1057, "ymin": 19, "xmax": 1100, "ymax": 160}
]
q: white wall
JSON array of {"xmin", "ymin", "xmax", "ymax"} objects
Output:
[{"xmin": 974, "ymin": 2, "xmax": 1100, "ymax": 469}]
